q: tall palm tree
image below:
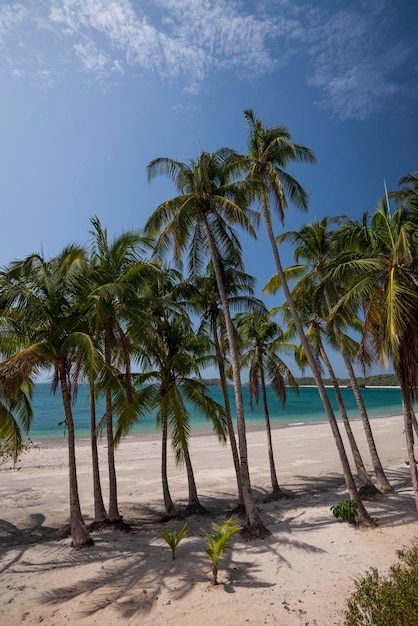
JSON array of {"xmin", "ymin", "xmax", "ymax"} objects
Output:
[
  {"xmin": 86, "ymin": 216, "xmax": 156, "ymax": 523},
  {"xmin": 145, "ymin": 148, "xmax": 270, "ymax": 537},
  {"xmin": 279, "ymin": 287, "xmax": 375, "ymax": 493},
  {"xmin": 0, "ymin": 247, "xmax": 98, "ymax": 548},
  {"xmin": 185, "ymin": 259, "xmax": 266, "ymax": 509},
  {"xmin": 120, "ymin": 309, "xmax": 227, "ymax": 518},
  {"xmin": 234, "ymin": 309, "xmax": 298, "ymax": 500},
  {"xmin": 86, "ymin": 370, "xmax": 108, "ymax": 524},
  {"xmin": 278, "ymin": 218, "xmax": 392, "ymax": 493},
  {"xmin": 332, "ymin": 201, "xmax": 418, "ymax": 510},
  {"xmin": 127, "ymin": 260, "xmax": 207, "ymax": 517},
  {"xmin": 239, "ymin": 110, "xmax": 374, "ymax": 525}
]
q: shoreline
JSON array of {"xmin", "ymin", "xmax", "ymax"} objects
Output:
[
  {"xmin": 1, "ymin": 414, "xmax": 416, "ymax": 625},
  {"xmin": 26, "ymin": 409, "xmax": 405, "ymax": 448},
  {"xmin": 27, "ymin": 384, "xmax": 404, "ymax": 444}
]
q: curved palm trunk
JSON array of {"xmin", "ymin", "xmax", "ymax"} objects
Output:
[
  {"xmin": 260, "ymin": 369, "xmax": 285, "ymax": 499},
  {"xmin": 212, "ymin": 318, "xmax": 244, "ymax": 506},
  {"xmin": 263, "ymin": 208, "xmax": 374, "ymax": 525},
  {"xmin": 59, "ymin": 362, "xmax": 94, "ymax": 548},
  {"xmin": 183, "ymin": 445, "xmax": 208, "ymax": 515},
  {"xmin": 201, "ymin": 212, "xmax": 269, "ymax": 537},
  {"xmin": 411, "ymin": 408, "xmax": 418, "ymax": 439},
  {"xmin": 89, "ymin": 380, "xmax": 107, "ymax": 522},
  {"xmin": 319, "ymin": 345, "xmax": 376, "ymax": 491},
  {"xmin": 161, "ymin": 405, "xmax": 177, "ymax": 518},
  {"xmin": 399, "ymin": 383, "xmax": 418, "ymax": 512},
  {"xmin": 340, "ymin": 345, "xmax": 393, "ymax": 493},
  {"xmin": 104, "ymin": 324, "xmax": 121, "ymax": 522}
]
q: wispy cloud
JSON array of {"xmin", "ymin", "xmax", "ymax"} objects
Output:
[
  {"xmin": 0, "ymin": 0, "xmax": 416, "ymax": 120},
  {"xmin": 0, "ymin": 3, "xmax": 28, "ymax": 44},
  {"xmin": 302, "ymin": 2, "xmax": 418, "ymax": 120},
  {"xmin": 46, "ymin": 0, "xmax": 291, "ymax": 93}
]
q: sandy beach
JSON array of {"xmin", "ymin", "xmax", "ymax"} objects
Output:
[{"xmin": 1, "ymin": 415, "xmax": 417, "ymax": 625}]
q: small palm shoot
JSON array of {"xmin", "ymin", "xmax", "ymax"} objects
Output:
[
  {"xmin": 160, "ymin": 523, "xmax": 189, "ymax": 559},
  {"xmin": 203, "ymin": 516, "xmax": 242, "ymax": 585}
]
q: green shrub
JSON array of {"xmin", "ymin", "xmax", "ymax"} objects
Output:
[
  {"xmin": 345, "ymin": 544, "xmax": 418, "ymax": 625},
  {"xmin": 331, "ymin": 499, "xmax": 357, "ymax": 524}
]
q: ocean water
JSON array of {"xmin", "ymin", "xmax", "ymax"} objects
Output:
[{"xmin": 27, "ymin": 383, "xmax": 404, "ymax": 441}]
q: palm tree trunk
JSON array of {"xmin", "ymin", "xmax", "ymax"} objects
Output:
[
  {"xmin": 183, "ymin": 444, "xmax": 209, "ymax": 515},
  {"xmin": 340, "ymin": 345, "xmax": 393, "ymax": 493},
  {"xmin": 262, "ymin": 207, "xmax": 374, "ymax": 525},
  {"xmin": 104, "ymin": 325, "xmax": 121, "ymax": 522},
  {"xmin": 201, "ymin": 212, "xmax": 269, "ymax": 537},
  {"xmin": 184, "ymin": 446, "xmax": 199, "ymax": 505},
  {"xmin": 212, "ymin": 318, "xmax": 244, "ymax": 506},
  {"xmin": 319, "ymin": 345, "xmax": 376, "ymax": 491},
  {"xmin": 399, "ymin": 383, "xmax": 418, "ymax": 512},
  {"xmin": 59, "ymin": 361, "xmax": 94, "ymax": 548},
  {"xmin": 260, "ymin": 370, "xmax": 284, "ymax": 498},
  {"xmin": 161, "ymin": 406, "xmax": 177, "ymax": 518},
  {"xmin": 89, "ymin": 380, "xmax": 107, "ymax": 522},
  {"xmin": 105, "ymin": 388, "xmax": 120, "ymax": 521},
  {"xmin": 411, "ymin": 408, "xmax": 418, "ymax": 439}
]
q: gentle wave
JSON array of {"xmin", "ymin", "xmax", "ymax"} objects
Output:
[{"xmin": 25, "ymin": 383, "xmax": 404, "ymax": 441}]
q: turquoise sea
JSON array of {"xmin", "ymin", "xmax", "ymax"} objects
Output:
[{"xmin": 28, "ymin": 383, "xmax": 404, "ymax": 442}]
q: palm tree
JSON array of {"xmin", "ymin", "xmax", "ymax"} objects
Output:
[
  {"xmin": 145, "ymin": 148, "xmax": 270, "ymax": 537},
  {"xmin": 390, "ymin": 172, "xmax": 418, "ymax": 211},
  {"xmin": 0, "ymin": 314, "xmax": 34, "ymax": 461},
  {"xmin": 121, "ymin": 310, "xmax": 227, "ymax": 518},
  {"xmin": 331, "ymin": 201, "xmax": 418, "ymax": 510},
  {"xmin": 279, "ymin": 288, "xmax": 376, "ymax": 493},
  {"xmin": 278, "ymin": 218, "xmax": 392, "ymax": 493},
  {"xmin": 0, "ymin": 377, "xmax": 33, "ymax": 464},
  {"xmin": 86, "ymin": 371, "xmax": 108, "ymax": 524},
  {"xmin": 0, "ymin": 247, "xmax": 98, "ymax": 548},
  {"xmin": 185, "ymin": 259, "xmax": 266, "ymax": 509},
  {"xmin": 234, "ymin": 309, "xmax": 298, "ymax": 500},
  {"xmin": 239, "ymin": 110, "xmax": 374, "ymax": 525},
  {"xmin": 86, "ymin": 216, "xmax": 156, "ymax": 524}
]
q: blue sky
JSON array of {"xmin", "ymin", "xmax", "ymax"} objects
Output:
[{"xmin": 1, "ymin": 0, "xmax": 417, "ymax": 378}]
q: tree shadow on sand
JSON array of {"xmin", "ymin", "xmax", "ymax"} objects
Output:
[
  {"xmin": 0, "ymin": 513, "xmax": 68, "ymax": 573},
  {"xmin": 256, "ymin": 466, "xmax": 417, "ymax": 530},
  {"xmin": 4, "ymin": 467, "xmax": 416, "ymax": 622},
  {"xmin": 36, "ymin": 504, "xmax": 334, "ymax": 622}
]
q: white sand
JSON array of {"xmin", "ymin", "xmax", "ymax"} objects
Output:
[{"xmin": 0, "ymin": 415, "xmax": 417, "ymax": 625}]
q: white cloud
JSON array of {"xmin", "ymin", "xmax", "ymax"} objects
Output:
[
  {"xmin": 0, "ymin": 3, "xmax": 28, "ymax": 45},
  {"xmin": 74, "ymin": 41, "xmax": 110, "ymax": 75},
  {"xmin": 45, "ymin": 0, "xmax": 287, "ymax": 88},
  {"xmin": 302, "ymin": 3, "xmax": 418, "ymax": 120},
  {"xmin": 0, "ymin": 0, "xmax": 416, "ymax": 120},
  {"xmin": 10, "ymin": 67, "xmax": 25, "ymax": 77}
]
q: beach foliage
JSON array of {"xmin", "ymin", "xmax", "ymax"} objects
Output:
[
  {"xmin": 345, "ymin": 544, "xmax": 418, "ymax": 625},
  {"xmin": 145, "ymin": 148, "xmax": 270, "ymax": 538},
  {"xmin": 331, "ymin": 499, "xmax": 358, "ymax": 524},
  {"xmin": 0, "ymin": 246, "xmax": 96, "ymax": 548},
  {"xmin": 160, "ymin": 523, "xmax": 189, "ymax": 559},
  {"xmin": 0, "ymin": 437, "xmax": 36, "ymax": 468},
  {"xmin": 234, "ymin": 308, "xmax": 298, "ymax": 500},
  {"xmin": 239, "ymin": 110, "xmax": 374, "ymax": 526},
  {"xmin": 331, "ymin": 196, "xmax": 418, "ymax": 509},
  {"xmin": 203, "ymin": 516, "xmax": 242, "ymax": 585}
]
